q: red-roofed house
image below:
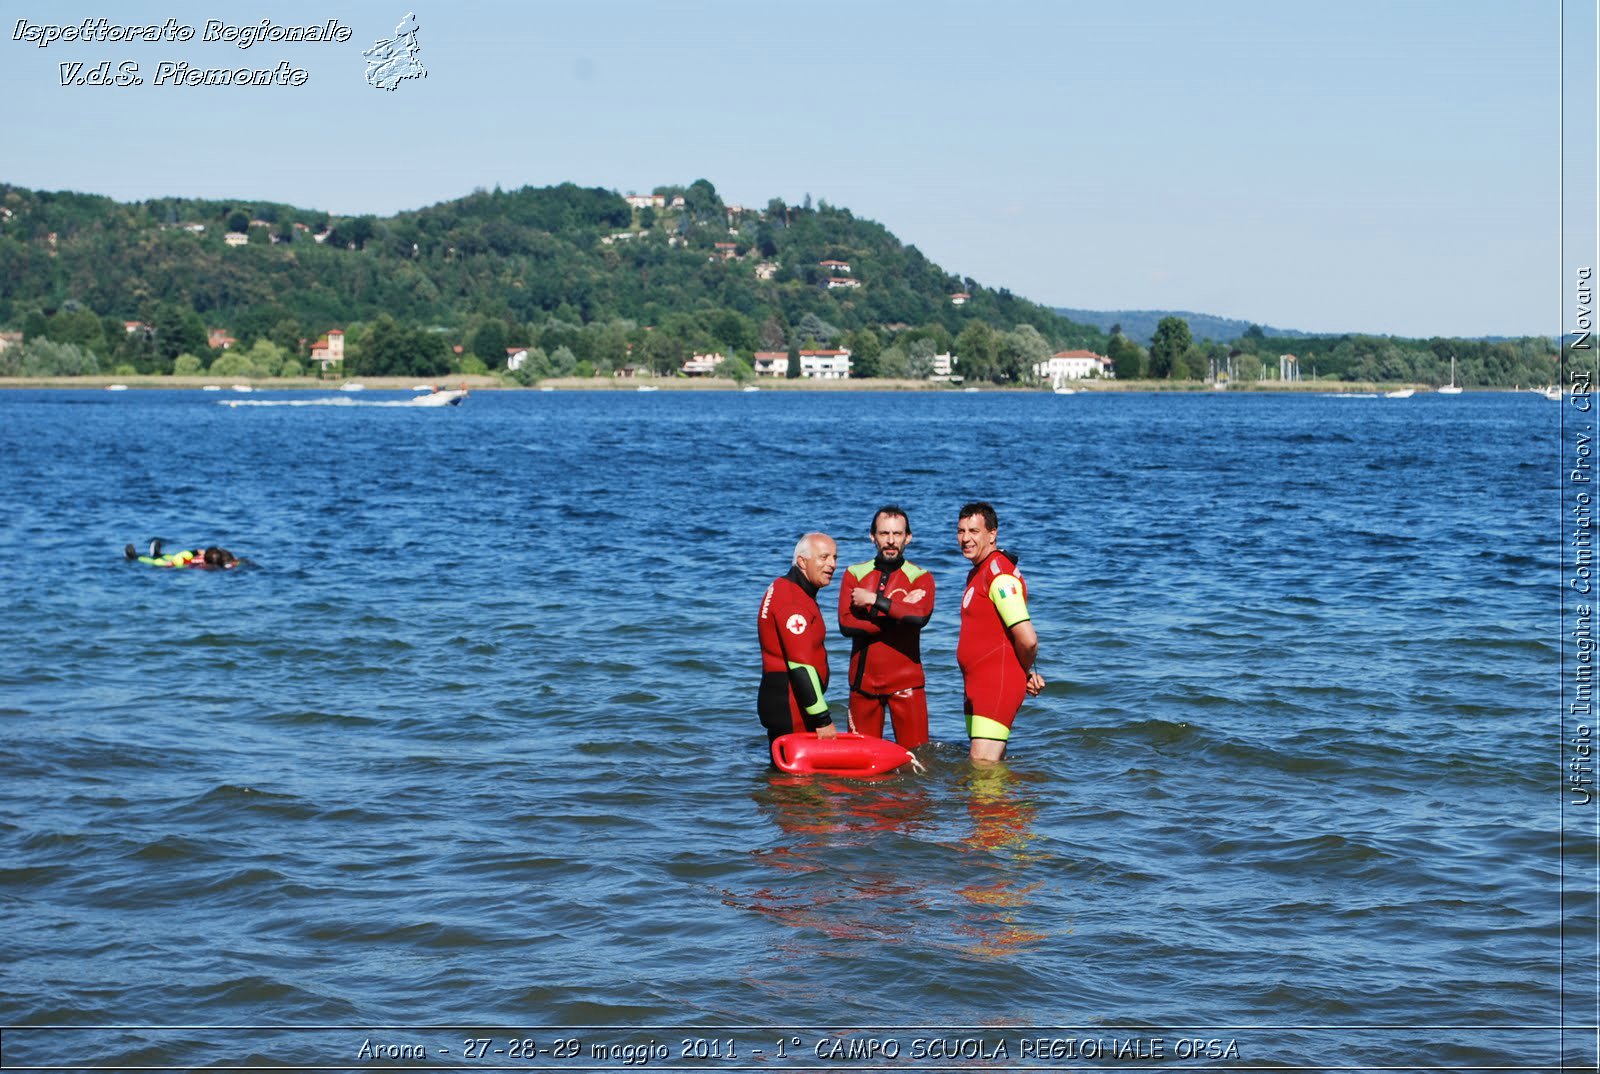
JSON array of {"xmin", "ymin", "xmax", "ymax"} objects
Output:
[
  {"xmin": 818, "ymin": 259, "xmax": 851, "ymax": 273},
  {"xmin": 825, "ymin": 276, "xmax": 860, "ymax": 290},
  {"xmin": 208, "ymin": 329, "xmax": 237, "ymax": 350},
  {"xmin": 309, "ymin": 329, "xmax": 346, "ymax": 371},
  {"xmin": 950, "ymin": 292, "xmax": 970, "ymax": 306}
]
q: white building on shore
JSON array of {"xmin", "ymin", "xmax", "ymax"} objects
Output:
[
  {"xmin": 752, "ymin": 351, "xmax": 789, "ymax": 377},
  {"xmin": 799, "ymin": 348, "xmax": 851, "ymax": 379},
  {"xmin": 1033, "ymin": 349, "xmax": 1111, "ymax": 381},
  {"xmin": 681, "ymin": 352, "xmax": 726, "ymax": 376}
]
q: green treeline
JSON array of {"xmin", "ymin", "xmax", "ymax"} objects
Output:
[
  {"xmin": 1094, "ymin": 318, "xmax": 1562, "ymax": 388},
  {"xmin": 0, "ymin": 181, "xmax": 1564, "ymax": 385}
]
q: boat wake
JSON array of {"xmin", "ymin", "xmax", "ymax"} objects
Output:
[{"xmin": 221, "ymin": 390, "xmax": 466, "ymax": 409}]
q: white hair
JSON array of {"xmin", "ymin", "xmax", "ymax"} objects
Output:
[{"xmin": 793, "ymin": 532, "xmax": 829, "ymax": 565}]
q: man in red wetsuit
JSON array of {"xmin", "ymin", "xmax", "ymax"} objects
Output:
[
  {"xmin": 757, "ymin": 532, "xmax": 840, "ymax": 748},
  {"xmin": 837, "ymin": 505, "xmax": 934, "ymax": 749},
  {"xmin": 957, "ymin": 502, "xmax": 1045, "ymax": 763}
]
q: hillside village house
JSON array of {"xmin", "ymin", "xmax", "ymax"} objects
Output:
[
  {"xmin": 505, "ymin": 347, "xmax": 530, "ymax": 371},
  {"xmin": 624, "ymin": 193, "xmax": 667, "ymax": 210},
  {"xmin": 799, "ymin": 348, "xmax": 852, "ymax": 379},
  {"xmin": 818, "ymin": 259, "xmax": 850, "ymax": 273},
  {"xmin": 825, "ymin": 276, "xmax": 860, "ymax": 290},
  {"xmin": 0, "ymin": 331, "xmax": 22, "ymax": 354},
  {"xmin": 949, "ymin": 292, "xmax": 970, "ymax": 306},
  {"xmin": 208, "ymin": 329, "xmax": 236, "ymax": 350},
  {"xmin": 309, "ymin": 329, "xmax": 345, "ymax": 371},
  {"xmin": 1033, "ymin": 349, "xmax": 1112, "ymax": 381},
  {"xmin": 224, "ymin": 232, "xmax": 248, "ymax": 246},
  {"xmin": 752, "ymin": 351, "xmax": 789, "ymax": 377}
]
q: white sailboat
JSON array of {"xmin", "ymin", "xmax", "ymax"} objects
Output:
[{"xmin": 1438, "ymin": 356, "xmax": 1462, "ymax": 395}]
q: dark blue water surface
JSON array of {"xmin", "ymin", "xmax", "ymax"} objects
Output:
[{"xmin": 0, "ymin": 388, "xmax": 1582, "ymax": 1069}]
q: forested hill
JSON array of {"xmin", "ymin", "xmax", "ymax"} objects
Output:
[{"xmin": 0, "ymin": 179, "xmax": 1105, "ymax": 379}]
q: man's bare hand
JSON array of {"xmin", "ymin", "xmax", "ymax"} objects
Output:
[
  {"xmin": 850, "ymin": 587, "xmax": 877, "ymax": 610},
  {"xmin": 815, "ymin": 722, "xmax": 839, "ymax": 739},
  {"xmin": 1025, "ymin": 670, "xmax": 1046, "ymax": 697}
]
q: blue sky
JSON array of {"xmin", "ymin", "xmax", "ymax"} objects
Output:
[{"xmin": 1, "ymin": 0, "xmax": 1592, "ymax": 338}]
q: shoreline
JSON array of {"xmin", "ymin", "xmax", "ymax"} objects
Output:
[{"xmin": 0, "ymin": 375, "xmax": 1479, "ymax": 393}]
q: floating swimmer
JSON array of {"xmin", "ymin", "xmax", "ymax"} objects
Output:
[{"xmin": 124, "ymin": 539, "xmax": 241, "ymax": 570}]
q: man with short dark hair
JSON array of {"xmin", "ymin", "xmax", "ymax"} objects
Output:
[
  {"xmin": 757, "ymin": 532, "xmax": 840, "ymax": 748},
  {"xmin": 956, "ymin": 502, "xmax": 1044, "ymax": 762},
  {"xmin": 837, "ymin": 505, "xmax": 934, "ymax": 749}
]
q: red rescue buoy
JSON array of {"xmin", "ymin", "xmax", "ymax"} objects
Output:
[{"xmin": 770, "ymin": 731, "xmax": 916, "ymax": 777}]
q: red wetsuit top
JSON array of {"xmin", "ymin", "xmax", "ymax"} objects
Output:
[
  {"xmin": 757, "ymin": 566, "xmax": 833, "ymax": 738},
  {"xmin": 837, "ymin": 556, "xmax": 934, "ymax": 695},
  {"xmin": 957, "ymin": 549, "xmax": 1031, "ymax": 733}
]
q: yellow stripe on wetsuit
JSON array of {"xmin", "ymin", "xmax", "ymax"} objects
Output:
[
  {"xmin": 786, "ymin": 660, "xmax": 829, "ymax": 718},
  {"xmin": 988, "ymin": 572, "xmax": 1029, "ymax": 627},
  {"xmin": 137, "ymin": 550, "xmax": 198, "ymax": 568},
  {"xmin": 967, "ymin": 713, "xmax": 1011, "ymax": 741}
]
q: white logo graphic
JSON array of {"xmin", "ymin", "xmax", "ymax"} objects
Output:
[
  {"xmin": 962, "ymin": 587, "xmax": 974, "ymax": 609},
  {"xmin": 785, "ymin": 613, "xmax": 808, "ymax": 635},
  {"xmin": 364, "ymin": 12, "xmax": 426, "ymax": 91},
  {"xmin": 904, "ymin": 588, "xmax": 927, "ymax": 605}
]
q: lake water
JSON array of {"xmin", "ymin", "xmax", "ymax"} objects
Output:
[{"xmin": 0, "ymin": 387, "xmax": 1587, "ymax": 1071}]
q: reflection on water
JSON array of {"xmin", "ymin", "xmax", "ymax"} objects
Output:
[
  {"xmin": 956, "ymin": 763, "xmax": 1050, "ymax": 958},
  {"xmin": 730, "ymin": 777, "xmax": 938, "ymax": 943},
  {"xmin": 732, "ymin": 759, "xmax": 1053, "ymax": 965}
]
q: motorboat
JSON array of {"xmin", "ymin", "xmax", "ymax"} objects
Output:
[{"xmin": 407, "ymin": 388, "xmax": 467, "ymax": 406}]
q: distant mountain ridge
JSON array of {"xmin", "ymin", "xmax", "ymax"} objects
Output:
[
  {"xmin": 1055, "ymin": 308, "xmax": 1316, "ymax": 346},
  {"xmin": 1056, "ymin": 307, "xmax": 1541, "ymax": 347}
]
